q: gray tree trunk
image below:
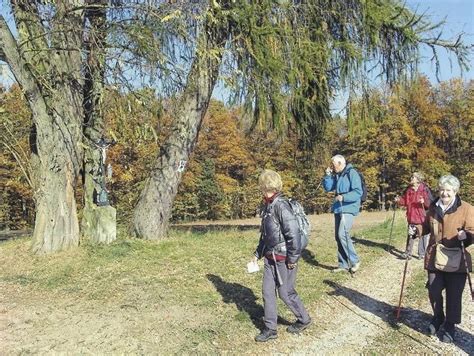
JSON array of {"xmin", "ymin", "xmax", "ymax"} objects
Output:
[
  {"xmin": 0, "ymin": 2, "xmax": 84, "ymax": 254},
  {"xmin": 133, "ymin": 7, "xmax": 229, "ymax": 239}
]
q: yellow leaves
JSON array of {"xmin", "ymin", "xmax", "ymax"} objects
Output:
[{"xmin": 161, "ymin": 10, "xmax": 182, "ymax": 23}]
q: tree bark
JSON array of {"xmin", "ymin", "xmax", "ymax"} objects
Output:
[
  {"xmin": 133, "ymin": 5, "xmax": 229, "ymax": 239},
  {"xmin": 1, "ymin": 2, "xmax": 85, "ymax": 254}
]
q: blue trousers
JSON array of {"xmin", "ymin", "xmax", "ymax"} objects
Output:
[{"xmin": 334, "ymin": 213, "xmax": 359, "ymax": 269}]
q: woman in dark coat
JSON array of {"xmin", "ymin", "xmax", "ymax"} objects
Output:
[
  {"xmin": 251, "ymin": 169, "xmax": 311, "ymax": 342},
  {"xmin": 423, "ymin": 175, "xmax": 473, "ymax": 343}
]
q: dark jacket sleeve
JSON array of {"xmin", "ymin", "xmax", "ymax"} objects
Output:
[
  {"xmin": 274, "ymin": 200, "xmax": 301, "ymax": 264},
  {"xmin": 254, "ymin": 233, "xmax": 265, "ymax": 259}
]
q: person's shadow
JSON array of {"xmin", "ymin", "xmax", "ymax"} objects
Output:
[
  {"xmin": 323, "ymin": 280, "xmax": 473, "ymax": 354},
  {"xmin": 206, "ymin": 274, "xmax": 292, "ymax": 330},
  {"xmin": 352, "ymin": 236, "xmax": 405, "ymax": 258},
  {"xmin": 301, "ymin": 249, "xmax": 333, "ymax": 270}
]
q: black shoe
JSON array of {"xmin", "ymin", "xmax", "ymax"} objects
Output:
[
  {"xmin": 441, "ymin": 322, "xmax": 455, "ymax": 343},
  {"xmin": 255, "ymin": 328, "xmax": 277, "ymax": 342},
  {"xmin": 287, "ymin": 318, "xmax": 312, "ymax": 334},
  {"xmin": 427, "ymin": 316, "xmax": 444, "ymax": 336}
]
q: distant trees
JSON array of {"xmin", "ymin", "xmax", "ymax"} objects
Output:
[{"xmin": 3, "ymin": 76, "xmax": 472, "ymax": 227}]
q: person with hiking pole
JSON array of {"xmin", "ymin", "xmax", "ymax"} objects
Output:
[
  {"xmin": 395, "ymin": 172, "xmax": 433, "ymax": 259},
  {"xmin": 251, "ymin": 169, "xmax": 311, "ymax": 342},
  {"xmin": 422, "ymin": 175, "xmax": 473, "ymax": 343},
  {"xmin": 322, "ymin": 155, "xmax": 362, "ymax": 273}
]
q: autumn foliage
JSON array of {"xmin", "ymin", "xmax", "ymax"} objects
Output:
[{"xmin": 1, "ymin": 77, "xmax": 473, "ymax": 229}]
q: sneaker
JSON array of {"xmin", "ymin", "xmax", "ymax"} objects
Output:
[
  {"xmin": 332, "ymin": 267, "xmax": 347, "ymax": 273},
  {"xmin": 255, "ymin": 328, "xmax": 277, "ymax": 342},
  {"xmin": 417, "ymin": 255, "xmax": 424, "ymax": 260},
  {"xmin": 287, "ymin": 318, "xmax": 312, "ymax": 334},
  {"xmin": 350, "ymin": 262, "xmax": 361, "ymax": 272}
]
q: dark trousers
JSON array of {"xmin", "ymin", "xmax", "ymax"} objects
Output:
[
  {"xmin": 262, "ymin": 257, "xmax": 310, "ymax": 331},
  {"xmin": 428, "ymin": 271, "xmax": 467, "ymax": 324}
]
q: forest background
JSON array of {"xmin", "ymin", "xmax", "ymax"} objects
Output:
[{"xmin": 2, "ymin": 75, "xmax": 473, "ymax": 229}]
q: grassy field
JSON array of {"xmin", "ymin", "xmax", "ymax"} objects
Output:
[{"xmin": 1, "ymin": 212, "xmax": 416, "ymax": 354}]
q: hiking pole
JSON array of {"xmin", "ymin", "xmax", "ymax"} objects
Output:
[
  {"xmin": 458, "ymin": 228, "xmax": 474, "ymax": 301},
  {"xmin": 396, "ymin": 226, "xmax": 413, "ymax": 320},
  {"xmin": 387, "ymin": 203, "xmax": 396, "ymax": 252},
  {"xmin": 339, "ymin": 200, "xmax": 354, "ymax": 278},
  {"xmin": 396, "ymin": 257, "xmax": 409, "ymax": 320}
]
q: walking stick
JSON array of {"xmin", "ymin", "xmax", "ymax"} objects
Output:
[
  {"xmin": 396, "ymin": 257, "xmax": 409, "ymax": 320},
  {"xmin": 396, "ymin": 226, "xmax": 412, "ymax": 320},
  {"xmin": 387, "ymin": 203, "xmax": 396, "ymax": 252},
  {"xmin": 458, "ymin": 229, "xmax": 474, "ymax": 301}
]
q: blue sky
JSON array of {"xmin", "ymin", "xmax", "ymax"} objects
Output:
[{"xmin": 407, "ymin": 0, "xmax": 473, "ymax": 81}]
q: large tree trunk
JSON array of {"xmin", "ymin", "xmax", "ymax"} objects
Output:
[
  {"xmin": 133, "ymin": 5, "xmax": 229, "ymax": 239},
  {"xmin": 1, "ymin": 2, "xmax": 85, "ymax": 253},
  {"xmin": 31, "ymin": 161, "xmax": 79, "ymax": 253},
  {"xmin": 81, "ymin": 0, "xmax": 116, "ymax": 244}
]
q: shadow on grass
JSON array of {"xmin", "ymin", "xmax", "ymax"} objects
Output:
[
  {"xmin": 301, "ymin": 249, "xmax": 333, "ymax": 271},
  {"xmin": 207, "ymin": 274, "xmax": 293, "ymax": 331},
  {"xmin": 352, "ymin": 236, "xmax": 406, "ymax": 258},
  {"xmin": 323, "ymin": 280, "xmax": 473, "ymax": 354},
  {"xmin": 207, "ymin": 274, "xmax": 264, "ymax": 330}
]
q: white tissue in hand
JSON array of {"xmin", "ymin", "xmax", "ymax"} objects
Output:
[{"xmin": 247, "ymin": 261, "xmax": 260, "ymax": 273}]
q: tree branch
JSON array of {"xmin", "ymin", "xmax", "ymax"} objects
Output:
[{"xmin": 0, "ymin": 15, "xmax": 48, "ymax": 119}]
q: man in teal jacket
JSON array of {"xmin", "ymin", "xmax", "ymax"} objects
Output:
[{"xmin": 322, "ymin": 154, "xmax": 362, "ymax": 273}]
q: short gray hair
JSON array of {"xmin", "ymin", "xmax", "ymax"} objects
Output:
[
  {"xmin": 331, "ymin": 154, "xmax": 346, "ymax": 165},
  {"xmin": 438, "ymin": 175, "xmax": 460, "ymax": 193}
]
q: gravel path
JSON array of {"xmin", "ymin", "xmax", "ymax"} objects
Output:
[{"xmin": 292, "ymin": 252, "xmax": 474, "ymax": 355}]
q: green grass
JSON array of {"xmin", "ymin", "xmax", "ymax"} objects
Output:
[{"xmin": 0, "ymin": 214, "xmax": 410, "ymax": 354}]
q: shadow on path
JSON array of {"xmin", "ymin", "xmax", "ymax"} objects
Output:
[{"xmin": 323, "ymin": 280, "xmax": 473, "ymax": 354}]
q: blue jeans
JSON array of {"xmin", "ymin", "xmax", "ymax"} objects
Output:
[{"xmin": 334, "ymin": 213, "xmax": 359, "ymax": 269}]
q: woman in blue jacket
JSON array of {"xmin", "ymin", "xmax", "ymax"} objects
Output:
[{"xmin": 322, "ymin": 154, "xmax": 362, "ymax": 273}]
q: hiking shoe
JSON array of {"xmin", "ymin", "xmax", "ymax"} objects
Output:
[
  {"xmin": 441, "ymin": 330, "xmax": 454, "ymax": 343},
  {"xmin": 400, "ymin": 252, "xmax": 411, "ymax": 260},
  {"xmin": 428, "ymin": 324, "xmax": 438, "ymax": 336},
  {"xmin": 287, "ymin": 319, "xmax": 312, "ymax": 334},
  {"xmin": 427, "ymin": 316, "xmax": 444, "ymax": 336},
  {"xmin": 332, "ymin": 267, "xmax": 347, "ymax": 273},
  {"xmin": 255, "ymin": 328, "xmax": 277, "ymax": 342},
  {"xmin": 350, "ymin": 262, "xmax": 361, "ymax": 272}
]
